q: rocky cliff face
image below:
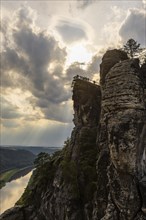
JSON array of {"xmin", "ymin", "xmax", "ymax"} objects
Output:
[
  {"xmin": 93, "ymin": 52, "xmax": 146, "ymax": 220},
  {"xmin": 100, "ymin": 49, "xmax": 128, "ymax": 85},
  {"xmin": 0, "ymin": 50, "xmax": 146, "ymax": 220},
  {"xmin": 99, "ymin": 57, "xmax": 146, "ymax": 220}
]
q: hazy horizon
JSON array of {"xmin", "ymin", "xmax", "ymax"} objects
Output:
[{"xmin": 0, "ymin": 144, "xmax": 62, "ymax": 148}]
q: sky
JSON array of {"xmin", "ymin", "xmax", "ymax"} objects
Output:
[{"xmin": 1, "ymin": 0, "xmax": 146, "ymax": 147}]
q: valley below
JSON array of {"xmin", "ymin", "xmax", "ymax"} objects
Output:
[
  {"xmin": 0, "ymin": 146, "xmax": 60, "ymax": 214},
  {"xmin": 0, "ymin": 170, "xmax": 33, "ymax": 214}
]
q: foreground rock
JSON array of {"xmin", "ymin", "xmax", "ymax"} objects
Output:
[
  {"xmin": 99, "ymin": 58, "xmax": 146, "ymax": 219},
  {"xmin": 100, "ymin": 49, "xmax": 128, "ymax": 85}
]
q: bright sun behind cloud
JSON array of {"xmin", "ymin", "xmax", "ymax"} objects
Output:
[{"xmin": 66, "ymin": 44, "xmax": 92, "ymax": 66}]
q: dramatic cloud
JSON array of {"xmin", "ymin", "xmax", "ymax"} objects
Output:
[
  {"xmin": 65, "ymin": 62, "xmax": 87, "ymax": 81},
  {"xmin": 42, "ymin": 100, "xmax": 73, "ymax": 123},
  {"xmin": 1, "ymin": 119, "xmax": 20, "ymax": 128},
  {"xmin": 14, "ymin": 4, "xmax": 37, "ymax": 29},
  {"xmin": 1, "ymin": 5, "xmax": 72, "ymax": 123},
  {"xmin": 56, "ymin": 20, "xmax": 87, "ymax": 44},
  {"xmin": 87, "ymin": 54, "xmax": 101, "ymax": 75},
  {"xmin": 65, "ymin": 53, "xmax": 101, "ymax": 84},
  {"xmin": 119, "ymin": 9, "xmax": 146, "ymax": 46},
  {"xmin": 1, "ymin": 98, "xmax": 22, "ymax": 120}
]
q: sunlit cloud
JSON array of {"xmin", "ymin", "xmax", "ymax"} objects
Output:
[
  {"xmin": 66, "ymin": 44, "xmax": 93, "ymax": 66},
  {"xmin": 142, "ymin": 0, "xmax": 146, "ymax": 6},
  {"xmin": 1, "ymin": 119, "xmax": 73, "ymax": 147},
  {"xmin": 119, "ymin": 8, "xmax": 146, "ymax": 46},
  {"xmin": 56, "ymin": 20, "xmax": 87, "ymax": 44},
  {"xmin": 1, "ymin": 5, "xmax": 71, "ymax": 123}
]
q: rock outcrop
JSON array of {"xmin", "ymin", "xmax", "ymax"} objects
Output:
[
  {"xmin": 99, "ymin": 58, "xmax": 146, "ymax": 219},
  {"xmin": 0, "ymin": 50, "xmax": 146, "ymax": 220},
  {"xmin": 93, "ymin": 53, "xmax": 146, "ymax": 220},
  {"xmin": 100, "ymin": 49, "xmax": 128, "ymax": 85}
]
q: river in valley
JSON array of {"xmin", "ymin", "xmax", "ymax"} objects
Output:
[{"xmin": 0, "ymin": 171, "xmax": 33, "ymax": 214}]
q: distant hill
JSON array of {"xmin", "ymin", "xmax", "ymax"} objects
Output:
[
  {"xmin": 0, "ymin": 147, "xmax": 36, "ymax": 173},
  {"xmin": 15, "ymin": 146, "xmax": 61, "ymax": 155},
  {"xmin": 1, "ymin": 146, "xmax": 61, "ymax": 155}
]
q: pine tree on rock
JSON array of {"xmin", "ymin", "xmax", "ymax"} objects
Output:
[{"xmin": 123, "ymin": 38, "xmax": 141, "ymax": 58}]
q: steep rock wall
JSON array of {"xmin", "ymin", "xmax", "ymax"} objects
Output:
[
  {"xmin": 99, "ymin": 57, "xmax": 146, "ymax": 219},
  {"xmin": 100, "ymin": 49, "xmax": 128, "ymax": 85}
]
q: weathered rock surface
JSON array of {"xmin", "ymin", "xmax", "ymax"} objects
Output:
[
  {"xmin": 98, "ymin": 56, "xmax": 146, "ymax": 219},
  {"xmin": 1, "ymin": 50, "xmax": 146, "ymax": 220},
  {"xmin": 37, "ymin": 79, "xmax": 101, "ymax": 220},
  {"xmin": 0, "ymin": 207, "xmax": 24, "ymax": 220},
  {"xmin": 141, "ymin": 62, "xmax": 146, "ymax": 106},
  {"xmin": 100, "ymin": 49, "xmax": 128, "ymax": 85}
]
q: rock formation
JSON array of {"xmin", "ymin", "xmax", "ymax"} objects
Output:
[
  {"xmin": 100, "ymin": 49, "xmax": 128, "ymax": 85},
  {"xmin": 99, "ymin": 57, "xmax": 145, "ymax": 219},
  {"xmin": 0, "ymin": 49, "xmax": 146, "ymax": 220}
]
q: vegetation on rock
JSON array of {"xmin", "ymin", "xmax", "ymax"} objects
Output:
[
  {"xmin": 17, "ymin": 150, "xmax": 62, "ymax": 207},
  {"xmin": 123, "ymin": 38, "xmax": 141, "ymax": 58}
]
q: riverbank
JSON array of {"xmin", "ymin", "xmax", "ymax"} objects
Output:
[
  {"xmin": 0, "ymin": 166, "xmax": 34, "ymax": 189},
  {"xmin": 0, "ymin": 171, "xmax": 33, "ymax": 214}
]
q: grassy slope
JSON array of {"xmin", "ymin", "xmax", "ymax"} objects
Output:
[{"xmin": 0, "ymin": 169, "xmax": 19, "ymax": 188}]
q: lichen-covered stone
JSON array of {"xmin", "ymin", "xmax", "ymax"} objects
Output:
[{"xmin": 72, "ymin": 79, "xmax": 101, "ymax": 127}]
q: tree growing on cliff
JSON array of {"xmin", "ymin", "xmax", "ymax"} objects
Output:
[
  {"xmin": 34, "ymin": 152, "xmax": 50, "ymax": 168},
  {"xmin": 123, "ymin": 38, "xmax": 141, "ymax": 58}
]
